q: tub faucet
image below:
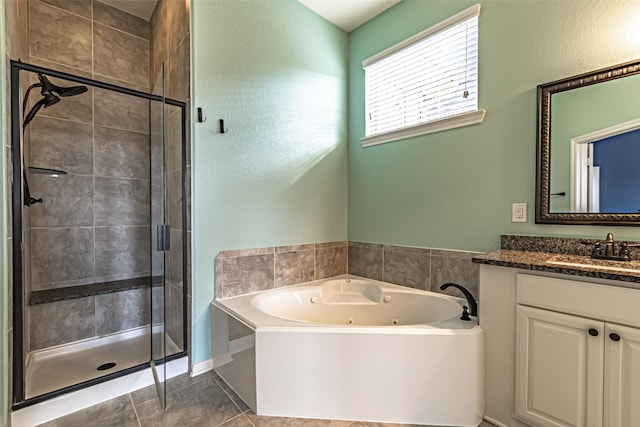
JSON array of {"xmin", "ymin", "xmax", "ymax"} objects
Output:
[{"xmin": 440, "ymin": 283, "xmax": 477, "ymax": 317}]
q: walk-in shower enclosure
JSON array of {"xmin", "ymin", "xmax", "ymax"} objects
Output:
[{"xmin": 10, "ymin": 60, "xmax": 187, "ymax": 408}]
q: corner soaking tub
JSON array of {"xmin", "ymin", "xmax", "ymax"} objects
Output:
[{"xmin": 210, "ymin": 275, "xmax": 484, "ymax": 427}]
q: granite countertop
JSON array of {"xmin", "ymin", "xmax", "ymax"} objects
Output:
[{"xmin": 472, "ymin": 235, "xmax": 640, "ymax": 284}]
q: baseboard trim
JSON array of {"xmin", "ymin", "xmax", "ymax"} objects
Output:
[
  {"xmin": 483, "ymin": 415, "xmax": 508, "ymax": 427},
  {"xmin": 190, "ymin": 358, "xmax": 213, "ymax": 377}
]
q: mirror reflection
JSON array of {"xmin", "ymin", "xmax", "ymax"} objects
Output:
[
  {"xmin": 536, "ymin": 59, "xmax": 640, "ymax": 225},
  {"xmin": 550, "ymin": 74, "xmax": 640, "ymax": 213}
]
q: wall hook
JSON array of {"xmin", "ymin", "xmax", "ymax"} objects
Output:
[
  {"xmin": 197, "ymin": 107, "xmax": 206, "ymax": 123},
  {"xmin": 219, "ymin": 119, "xmax": 229, "ymax": 134}
]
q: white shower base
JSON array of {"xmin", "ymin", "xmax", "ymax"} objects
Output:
[{"xmin": 26, "ymin": 326, "xmax": 180, "ymax": 398}]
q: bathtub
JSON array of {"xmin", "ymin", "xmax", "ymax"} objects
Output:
[{"xmin": 210, "ymin": 275, "xmax": 484, "ymax": 426}]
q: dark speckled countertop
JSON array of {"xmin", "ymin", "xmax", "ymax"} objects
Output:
[{"xmin": 472, "ymin": 235, "xmax": 640, "ymax": 284}]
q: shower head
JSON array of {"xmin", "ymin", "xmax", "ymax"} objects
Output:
[
  {"xmin": 23, "ymin": 94, "xmax": 59, "ymax": 129},
  {"xmin": 38, "ymin": 73, "xmax": 88, "ymax": 97},
  {"xmin": 22, "ymin": 73, "xmax": 87, "ymax": 129}
]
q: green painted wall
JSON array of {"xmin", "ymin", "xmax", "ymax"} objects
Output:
[
  {"xmin": 348, "ymin": 0, "xmax": 640, "ymax": 253},
  {"xmin": 192, "ymin": 0, "xmax": 640, "ymax": 364},
  {"xmin": 191, "ymin": 0, "xmax": 349, "ymax": 363}
]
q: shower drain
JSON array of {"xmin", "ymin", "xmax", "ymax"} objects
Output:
[{"xmin": 97, "ymin": 362, "xmax": 117, "ymax": 371}]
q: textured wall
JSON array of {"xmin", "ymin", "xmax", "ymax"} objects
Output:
[
  {"xmin": 348, "ymin": 0, "xmax": 640, "ymax": 253},
  {"xmin": 192, "ymin": 0, "xmax": 349, "ymax": 364}
]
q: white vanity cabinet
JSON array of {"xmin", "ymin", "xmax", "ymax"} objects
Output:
[{"xmin": 515, "ymin": 274, "xmax": 640, "ymax": 427}]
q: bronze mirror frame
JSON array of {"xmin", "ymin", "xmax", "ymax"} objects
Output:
[{"xmin": 536, "ymin": 59, "xmax": 640, "ymax": 225}]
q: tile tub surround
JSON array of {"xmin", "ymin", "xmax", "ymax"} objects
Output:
[
  {"xmin": 215, "ymin": 242, "xmax": 348, "ymax": 298},
  {"xmin": 214, "ymin": 241, "xmax": 479, "ymax": 300},
  {"xmin": 348, "ymin": 242, "xmax": 481, "ymax": 299},
  {"xmin": 473, "ymin": 234, "xmax": 640, "ymax": 284}
]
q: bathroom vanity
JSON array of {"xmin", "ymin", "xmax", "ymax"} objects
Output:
[{"xmin": 474, "ymin": 236, "xmax": 640, "ymax": 427}]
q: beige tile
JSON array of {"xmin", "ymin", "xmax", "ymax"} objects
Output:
[
  {"xmin": 37, "ymin": 0, "xmax": 92, "ymax": 19},
  {"xmin": 29, "ymin": 0, "xmax": 92, "ymax": 71},
  {"xmin": 316, "ymin": 245, "xmax": 347, "ymax": 279},
  {"xmin": 347, "ymin": 242, "xmax": 383, "ymax": 280},
  {"xmin": 150, "ymin": 0, "xmax": 168, "ymax": 89},
  {"xmin": 37, "ymin": 394, "xmax": 139, "ymax": 426},
  {"xmin": 29, "ymin": 116, "xmax": 93, "ymax": 174},
  {"xmin": 31, "ymin": 227, "xmax": 94, "ymax": 288},
  {"xmin": 94, "ymin": 125, "xmax": 150, "ymax": 179},
  {"xmin": 93, "ymin": 22, "xmax": 149, "ymax": 88},
  {"xmin": 167, "ymin": 35, "xmax": 189, "ymax": 102},
  {"xmin": 135, "ymin": 375, "xmax": 242, "ymax": 426},
  {"xmin": 96, "ymin": 288, "xmax": 151, "ymax": 335},
  {"xmin": 430, "ymin": 251, "xmax": 479, "ymax": 301},
  {"xmin": 219, "ymin": 254, "xmax": 275, "ymax": 298},
  {"xmin": 94, "ymin": 226, "xmax": 150, "ymax": 279},
  {"xmin": 167, "ymin": 169, "xmax": 183, "ymax": 231},
  {"xmin": 275, "ymin": 249, "xmax": 315, "ymax": 287},
  {"xmin": 94, "ymin": 177, "xmax": 151, "ymax": 226},
  {"xmin": 93, "ymin": 0, "xmax": 149, "ymax": 39},
  {"xmin": 165, "ymin": 106, "xmax": 184, "ymax": 173},
  {"xmin": 94, "ymin": 86, "xmax": 150, "ymax": 133},
  {"xmin": 167, "ymin": 0, "xmax": 189, "ymax": 54},
  {"xmin": 383, "ymin": 246, "xmax": 430, "ymax": 290},
  {"xmin": 29, "ymin": 297, "xmax": 95, "ymax": 350},
  {"xmin": 29, "ymin": 174, "xmax": 94, "ymax": 227}
]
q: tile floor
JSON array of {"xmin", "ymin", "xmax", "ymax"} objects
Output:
[{"xmin": 37, "ymin": 370, "xmax": 495, "ymax": 427}]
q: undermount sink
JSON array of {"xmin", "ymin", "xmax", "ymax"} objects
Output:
[{"xmin": 546, "ymin": 255, "xmax": 640, "ymax": 274}]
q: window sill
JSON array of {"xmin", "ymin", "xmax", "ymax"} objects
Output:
[{"xmin": 360, "ymin": 109, "xmax": 486, "ymax": 148}]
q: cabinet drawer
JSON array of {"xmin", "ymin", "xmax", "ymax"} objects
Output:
[{"xmin": 517, "ymin": 274, "xmax": 640, "ymax": 328}]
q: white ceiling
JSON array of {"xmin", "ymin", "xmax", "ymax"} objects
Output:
[
  {"xmin": 100, "ymin": 0, "xmax": 158, "ymax": 21},
  {"xmin": 100, "ymin": 0, "xmax": 399, "ymax": 32},
  {"xmin": 297, "ymin": 0, "xmax": 400, "ymax": 32}
]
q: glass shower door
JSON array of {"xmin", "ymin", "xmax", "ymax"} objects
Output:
[{"xmin": 150, "ymin": 66, "xmax": 167, "ymax": 408}]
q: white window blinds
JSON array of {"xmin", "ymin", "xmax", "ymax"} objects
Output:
[{"xmin": 363, "ymin": 4, "xmax": 482, "ymax": 144}]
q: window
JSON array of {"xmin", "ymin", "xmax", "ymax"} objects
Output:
[{"xmin": 361, "ymin": 4, "xmax": 485, "ymax": 147}]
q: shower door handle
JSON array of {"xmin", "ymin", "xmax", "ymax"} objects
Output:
[{"xmin": 157, "ymin": 224, "xmax": 170, "ymax": 251}]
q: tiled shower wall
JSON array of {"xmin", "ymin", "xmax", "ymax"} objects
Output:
[
  {"xmin": 150, "ymin": 0, "xmax": 191, "ymax": 355},
  {"xmin": 26, "ymin": 0, "xmax": 153, "ymax": 350},
  {"xmin": 214, "ymin": 241, "xmax": 479, "ymax": 300}
]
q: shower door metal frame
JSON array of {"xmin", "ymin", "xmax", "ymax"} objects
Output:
[{"xmin": 9, "ymin": 60, "xmax": 189, "ymax": 409}]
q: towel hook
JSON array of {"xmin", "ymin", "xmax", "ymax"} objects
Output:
[
  {"xmin": 197, "ymin": 107, "xmax": 206, "ymax": 123},
  {"xmin": 219, "ymin": 119, "xmax": 229, "ymax": 134}
]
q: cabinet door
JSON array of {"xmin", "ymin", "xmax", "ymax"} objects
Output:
[
  {"xmin": 516, "ymin": 305, "xmax": 604, "ymax": 427},
  {"xmin": 604, "ymin": 323, "xmax": 640, "ymax": 427}
]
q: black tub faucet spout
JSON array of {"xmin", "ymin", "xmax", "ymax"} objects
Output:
[{"xmin": 440, "ymin": 283, "xmax": 478, "ymax": 317}]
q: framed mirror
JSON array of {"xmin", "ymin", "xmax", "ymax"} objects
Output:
[{"xmin": 536, "ymin": 59, "xmax": 640, "ymax": 225}]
